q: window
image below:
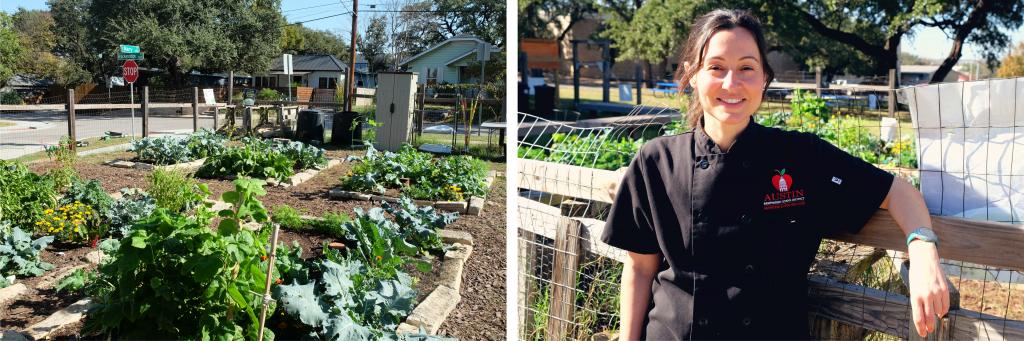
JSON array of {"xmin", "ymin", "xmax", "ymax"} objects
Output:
[
  {"xmin": 425, "ymin": 68, "xmax": 438, "ymax": 84},
  {"xmin": 318, "ymin": 77, "xmax": 337, "ymax": 89},
  {"xmin": 255, "ymin": 76, "xmax": 275, "ymax": 88}
]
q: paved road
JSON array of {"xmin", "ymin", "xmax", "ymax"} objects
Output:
[{"xmin": 0, "ymin": 110, "xmax": 214, "ymax": 160}]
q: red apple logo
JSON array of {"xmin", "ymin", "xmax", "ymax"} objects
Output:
[{"xmin": 772, "ymin": 169, "xmax": 792, "ymax": 192}]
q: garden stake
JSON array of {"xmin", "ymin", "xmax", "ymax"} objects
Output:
[{"xmin": 257, "ymin": 223, "xmax": 282, "ymax": 341}]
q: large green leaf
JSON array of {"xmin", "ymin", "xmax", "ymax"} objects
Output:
[{"xmin": 274, "ymin": 282, "xmax": 328, "ymax": 327}]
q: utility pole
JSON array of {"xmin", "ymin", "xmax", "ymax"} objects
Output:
[{"xmin": 346, "ymin": 0, "xmax": 358, "ymax": 112}]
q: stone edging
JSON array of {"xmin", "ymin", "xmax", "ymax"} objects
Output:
[
  {"xmin": 328, "ymin": 170, "xmax": 498, "ymax": 216},
  {"xmin": 396, "ymin": 229, "xmax": 474, "ymax": 335},
  {"xmin": 105, "ymin": 158, "xmax": 206, "ymax": 172},
  {"xmin": 266, "ymin": 158, "xmax": 342, "ymax": 187}
]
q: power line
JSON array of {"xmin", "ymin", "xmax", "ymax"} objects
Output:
[
  {"xmin": 282, "ymin": 2, "xmax": 338, "ymax": 13},
  {"xmin": 281, "ymin": 12, "xmax": 350, "ymax": 27}
]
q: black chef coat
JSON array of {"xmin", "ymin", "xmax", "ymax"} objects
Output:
[{"xmin": 602, "ymin": 118, "xmax": 894, "ymax": 340}]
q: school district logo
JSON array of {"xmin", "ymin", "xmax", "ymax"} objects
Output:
[{"xmin": 764, "ymin": 168, "xmax": 806, "ymax": 210}]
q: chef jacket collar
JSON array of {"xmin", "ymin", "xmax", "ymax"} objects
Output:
[{"xmin": 692, "ymin": 115, "xmax": 763, "ymax": 157}]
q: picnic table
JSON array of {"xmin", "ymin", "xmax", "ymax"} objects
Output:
[
  {"xmin": 481, "ymin": 120, "xmax": 507, "ymax": 156},
  {"xmin": 651, "ymin": 82, "xmax": 679, "ymax": 97}
]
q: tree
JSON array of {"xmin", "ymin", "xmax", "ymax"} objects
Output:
[
  {"xmin": 435, "ymin": 0, "xmax": 505, "ymax": 47},
  {"xmin": 360, "ymin": 16, "xmax": 389, "ymax": 73},
  {"xmin": 0, "ymin": 13, "xmax": 23, "ymax": 88},
  {"xmin": 280, "ymin": 25, "xmax": 305, "ymax": 53},
  {"xmin": 50, "ymin": 0, "xmax": 284, "ymax": 87},
  {"xmin": 394, "ymin": 2, "xmax": 448, "ymax": 58},
  {"xmin": 11, "ymin": 9, "xmax": 90, "ymax": 87},
  {"xmin": 995, "ymin": 42, "xmax": 1024, "ymax": 78}
]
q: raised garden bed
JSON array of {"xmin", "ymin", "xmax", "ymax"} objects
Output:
[{"xmin": 330, "ymin": 144, "xmax": 495, "ymax": 215}]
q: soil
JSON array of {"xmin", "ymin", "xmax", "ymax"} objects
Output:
[{"xmin": 8, "ymin": 148, "xmax": 507, "ymax": 339}]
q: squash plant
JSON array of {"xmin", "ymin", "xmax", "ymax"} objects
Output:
[{"xmin": 86, "ymin": 178, "xmax": 279, "ymax": 340}]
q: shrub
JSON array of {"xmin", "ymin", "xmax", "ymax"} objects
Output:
[
  {"xmin": 0, "ymin": 91, "xmax": 23, "ymax": 105},
  {"xmin": 45, "ymin": 136, "xmax": 78, "ymax": 192},
  {"xmin": 257, "ymin": 88, "xmax": 282, "ymax": 101},
  {"xmin": 146, "ymin": 169, "xmax": 210, "ymax": 214},
  {"xmin": 0, "ymin": 160, "xmax": 57, "ymax": 227}
]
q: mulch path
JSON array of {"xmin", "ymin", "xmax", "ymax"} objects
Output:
[{"xmin": 9, "ymin": 147, "xmax": 507, "ymax": 339}]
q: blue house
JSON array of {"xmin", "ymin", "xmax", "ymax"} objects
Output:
[{"xmin": 399, "ymin": 35, "xmax": 500, "ymax": 85}]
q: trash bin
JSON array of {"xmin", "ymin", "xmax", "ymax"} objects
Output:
[
  {"xmin": 295, "ymin": 109, "xmax": 324, "ymax": 144},
  {"xmin": 331, "ymin": 111, "xmax": 361, "ymax": 147},
  {"xmin": 534, "ymin": 85, "xmax": 555, "ymax": 117}
]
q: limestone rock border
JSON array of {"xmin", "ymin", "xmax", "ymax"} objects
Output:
[
  {"xmin": 396, "ymin": 229, "xmax": 474, "ymax": 335},
  {"xmin": 328, "ymin": 170, "xmax": 497, "ymax": 215}
]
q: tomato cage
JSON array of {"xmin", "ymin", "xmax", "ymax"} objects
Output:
[{"xmin": 516, "ymin": 79, "xmax": 1024, "ymax": 340}]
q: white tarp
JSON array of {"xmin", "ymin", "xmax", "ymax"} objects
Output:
[{"xmin": 899, "ymin": 78, "xmax": 1024, "ymax": 223}]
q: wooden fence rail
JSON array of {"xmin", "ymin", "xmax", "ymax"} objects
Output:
[{"xmin": 517, "ymin": 158, "xmax": 1024, "ymax": 340}]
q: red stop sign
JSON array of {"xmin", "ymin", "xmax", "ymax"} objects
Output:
[{"xmin": 123, "ymin": 60, "xmax": 139, "ymax": 84}]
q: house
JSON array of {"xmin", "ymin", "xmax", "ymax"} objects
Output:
[
  {"xmin": 900, "ymin": 65, "xmax": 964, "ymax": 86},
  {"xmin": 399, "ymin": 35, "xmax": 501, "ymax": 84},
  {"xmin": 255, "ymin": 54, "xmax": 375, "ymax": 90}
]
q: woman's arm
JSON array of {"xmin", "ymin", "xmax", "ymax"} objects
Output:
[
  {"xmin": 880, "ymin": 177, "xmax": 950, "ymax": 337},
  {"xmin": 620, "ymin": 251, "xmax": 660, "ymax": 341}
]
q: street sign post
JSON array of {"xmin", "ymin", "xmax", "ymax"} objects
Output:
[
  {"xmin": 283, "ymin": 54, "xmax": 293, "ymax": 101},
  {"xmin": 123, "ymin": 60, "xmax": 139, "ymax": 140}
]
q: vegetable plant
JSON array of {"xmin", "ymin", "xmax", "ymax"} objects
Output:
[
  {"xmin": 86, "ymin": 178, "xmax": 278, "ymax": 340},
  {"xmin": 197, "ymin": 138, "xmax": 296, "ymax": 181},
  {"xmin": 35, "ymin": 201, "xmax": 101, "ymax": 244},
  {"xmin": 341, "ymin": 144, "xmax": 489, "ymax": 201},
  {"xmin": 0, "ymin": 160, "xmax": 57, "ymax": 227},
  {"xmin": 104, "ymin": 188, "xmax": 157, "ymax": 238},
  {"xmin": 146, "ymin": 169, "xmax": 210, "ymax": 214},
  {"xmin": 0, "ymin": 223, "xmax": 55, "ymax": 285}
]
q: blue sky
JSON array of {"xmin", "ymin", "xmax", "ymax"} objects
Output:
[{"xmin": 2, "ymin": 0, "xmax": 1023, "ymax": 63}]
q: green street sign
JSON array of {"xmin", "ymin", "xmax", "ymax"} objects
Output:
[
  {"xmin": 120, "ymin": 45, "xmax": 140, "ymax": 54},
  {"xmin": 118, "ymin": 52, "xmax": 144, "ymax": 60}
]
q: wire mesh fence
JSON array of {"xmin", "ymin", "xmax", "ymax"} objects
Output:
[{"xmin": 516, "ymin": 80, "xmax": 1024, "ymax": 340}]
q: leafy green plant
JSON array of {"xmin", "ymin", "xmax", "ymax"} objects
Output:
[
  {"xmin": 790, "ymin": 89, "xmax": 831, "ymax": 122},
  {"xmin": 86, "ymin": 178, "xmax": 277, "ymax": 340},
  {"xmin": 198, "ymin": 138, "xmax": 296, "ymax": 181},
  {"xmin": 146, "ymin": 169, "xmax": 210, "ymax": 214},
  {"xmin": 186, "ymin": 129, "xmax": 228, "ymax": 159},
  {"xmin": 55, "ymin": 267, "xmax": 95, "ymax": 294},
  {"xmin": 382, "ymin": 197, "xmax": 457, "ymax": 254},
  {"xmin": 104, "ymin": 188, "xmax": 157, "ymax": 238},
  {"xmin": 0, "ymin": 160, "xmax": 57, "ymax": 227},
  {"xmin": 61, "ymin": 178, "xmax": 114, "ymax": 215},
  {"xmin": 257, "ymin": 88, "xmax": 282, "ymax": 101},
  {"xmin": 0, "ymin": 223, "xmax": 55, "ymax": 282},
  {"xmin": 341, "ymin": 144, "xmax": 489, "ymax": 201},
  {"xmin": 0, "ymin": 91, "xmax": 23, "ymax": 105},
  {"xmin": 131, "ymin": 136, "xmax": 194, "ymax": 165},
  {"xmin": 45, "ymin": 136, "xmax": 78, "ymax": 192},
  {"xmin": 274, "ymin": 140, "xmax": 327, "ymax": 170},
  {"xmin": 271, "ymin": 205, "xmax": 304, "ymax": 230}
]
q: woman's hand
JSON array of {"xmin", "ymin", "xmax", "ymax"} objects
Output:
[{"xmin": 908, "ymin": 241, "xmax": 950, "ymax": 337}]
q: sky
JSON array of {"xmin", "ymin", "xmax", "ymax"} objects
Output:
[{"xmin": 2, "ymin": 0, "xmax": 1023, "ymax": 63}]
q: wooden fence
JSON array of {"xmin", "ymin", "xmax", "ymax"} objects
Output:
[{"xmin": 517, "ymin": 158, "xmax": 1024, "ymax": 340}]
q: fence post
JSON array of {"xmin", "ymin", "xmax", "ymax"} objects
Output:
[
  {"xmin": 142, "ymin": 86, "xmax": 150, "ymax": 138},
  {"xmin": 546, "ymin": 217, "xmax": 582, "ymax": 340},
  {"xmin": 888, "ymin": 68, "xmax": 896, "ymax": 118},
  {"xmin": 243, "ymin": 106, "xmax": 253, "ymax": 134},
  {"xmin": 66, "ymin": 89, "xmax": 76, "ymax": 151},
  {"xmin": 815, "ymin": 67, "xmax": 822, "ymax": 97},
  {"xmin": 635, "ymin": 65, "xmax": 643, "ymax": 105},
  {"xmin": 192, "ymin": 87, "xmax": 199, "ymax": 132}
]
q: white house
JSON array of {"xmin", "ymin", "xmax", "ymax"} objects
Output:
[
  {"xmin": 399, "ymin": 35, "xmax": 501, "ymax": 84},
  {"xmin": 256, "ymin": 54, "xmax": 375, "ymax": 90}
]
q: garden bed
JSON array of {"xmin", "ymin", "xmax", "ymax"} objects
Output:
[{"xmin": 329, "ymin": 170, "xmax": 497, "ymax": 215}]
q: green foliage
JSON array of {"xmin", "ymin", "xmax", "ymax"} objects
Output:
[
  {"xmin": 270, "ymin": 205, "xmax": 303, "ymax": 230},
  {"xmin": 0, "ymin": 160, "xmax": 57, "ymax": 227},
  {"xmin": 0, "ymin": 91, "xmax": 23, "ymax": 105},
  {"xmin": 55, "ymin": 267, "xmax": 95, "ymax": 294},
  {"xmin": 197, "ymin": 138, "xmax": 296, "ymax": 181},
  {"xmin": 790, "ymin": 89, "xmax": 831, "ymax": 122},
  {"xmin": 0, "ymin": 223, "xmax": 55, "ymax": 281},
  {"xmin": 257, "ymin": 88, "xmax": 282, "ymax": 101},
  {"xmin": 274, "ymin": 140, "xmax": 328, "ymax": 170},
  {"xmin": 146, "ymin": 169, "xmax": 210, "ymax": 214},
  {"xmin": 104, "ymin": 188, "xmax": 157, "ymax": 238},
  {"xmin": 0, "ymin": 13, "xmax": 22, "ymax": 88},
  {"xmin": 341, "ymin": 144, "xmax": 489, "ymax": 201},
  {"xmin": 45, "ymin": 136, "xmax": 77, "ymax": 192},
  {"xmin": 599, "ymin": 0, "xmax": 693, "ymax": 65},
  {"xmin": 519, "ymin": 131, "xmax": 642, "ymax": 171},
  {"xmin": 61, "ymin": 178, "xmax": 114, "ymax": 216},
  {"xmin": 382, "ymin": 197, "xmax": 457, "ymax": 254},
  {"xmin": 86, "ymin": 179, "xmax": 276, "ymax": 340},
  {"xmin": 35, "ymin": 201, "xmax": 100, "ymax": 244},
  {"xmin": 342, "ymin": 207, "xmax": 425, "ymax": 278},
  {"xmin": 132, "ymin": 130, "xmax": 226, "ymax": 165}
]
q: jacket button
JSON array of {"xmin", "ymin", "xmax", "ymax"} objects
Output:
[
  {"xmin": 698, "ymin": 318, "xmax": 709, "ymax": 326},
  {"xmin": 742, "ymin": 317, "xmax": 752, "ymax": 326},
  {"xmin": 741, "ymin": 160, "xmax": 750, "ymax": 168},
  {"xmin": 739, "ymin": 214, "xmax": 751, "ymax": 224},
  {"xmin": 695, "ymin": 211, "xmax": 709, "ymax": 224},
  {"xmin": 745, "ymin": 264, "xmax": 755, "ymax": 273},
  {"xmin": 698, "ymin": 159, "xmax": 710, "ymax": 169}
]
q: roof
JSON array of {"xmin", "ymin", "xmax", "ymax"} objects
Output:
[
  {"xmin": 900, "ymin": 65, "xmax": 941, "ymax": 74},
  {"xmin": 269, "ymin": 54, "xmax": 346, "ymax": 72},
  {"xmin": 445, "ymin": 50, "xmax": 477, "ymax": 66},
  {"xmin": 6, "ymin": 74, "xmax": 54, "ymax": 88},
  {"xmin": 399, "ymin": 36, "xmax": 499, "ymax": 66}
]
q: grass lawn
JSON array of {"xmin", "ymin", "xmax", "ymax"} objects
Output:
[{"xmin": 11, "ymin": 135, "xmax": 136, "ymax": 164}]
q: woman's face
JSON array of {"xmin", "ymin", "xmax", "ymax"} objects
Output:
[{"xmin": 689, "ymin": 27, "xmax": 766, "ymax": 125}]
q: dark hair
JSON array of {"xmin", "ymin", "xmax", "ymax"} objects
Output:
[{"xmin": 674, "ymin": 9, "xmax": 774, "ymax": 128}]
